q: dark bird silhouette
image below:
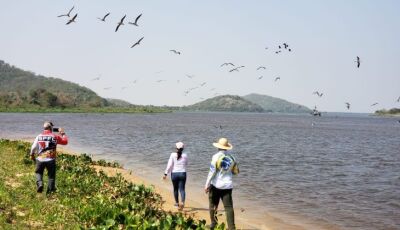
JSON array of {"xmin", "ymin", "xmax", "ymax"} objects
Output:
[
  {"xmin": 97, "ymin": 13, "xmax": 110, "ymax": 22},
  {"xmin": 283, "ymin": 43, "xmax": 289, "ymax": 49},
  {"xmin": 355, "ymin": 56, "xmax": 361, "ymax": 68},
  {"xmin": 229, "ymin": 67, "xmax": 240, "ymax": 72},
  {"xmin": 115, "ymin": 15, "xmax": 126, "ymax": 32},
  {"xmin": 131, "ymin": 37, "xmax": 144, "ymax": 48},
  {"xmin": 265, "ymin": 47, "xmax": 268, "ymax": 50},
  {"xmin": 257, "ymin": 66, "xmax": 266, "ymax": 70},
  {"xmin": 200, "ymin": 82, "xmax": 206, "ymax": 87},
  {"xmin": 370, "ymin": 102, "xmax": 378, "ymax": 106},
  {"xmin": 58, "ymin": 6, "xmax": 74, "ymax": 17},
  {"xmin": 313, "ymin": 91, "xmax": 323, "ymax": 97},
  {"xmin": 66, "ymin": 14, "xmax": 78, "ymax": 25},
  {"xmin": 220, "ymin": 63, "xmax": 235, "ymax": 67},
  {"xmin": 170, "ymin": 50, "xmax": 181, "ymax": 55},
  {"xmin": 186, "ymin": 74, "xmax": 194, "ymax": 79},
  {"xmin": 128, "ymin": 14, "xmax": 142, "ymax": 26},
  {"xmin": 258, "ymin": 76, "xmax": 264, "ymax": 80},
  {"xmin": 345, "ymin": 102, "xmax": 350, "ymax": 110},
  {"xmin": 214, "ymin": 125, "xmax": 223, "ymax": 129},
  {"xmin": 278, "ymin": 45, "xmax": 281, "ymax": 49},
  {"xmin": 274, "ymin": 77, "xmax": 281, "ymax": 81},
  {"xmin": 288, "ymin": 48, "xmax": 292, "ymax": 52},
  {"xmin": 397, "ymin": 96, "xmax": 400, "ymax": 102}
]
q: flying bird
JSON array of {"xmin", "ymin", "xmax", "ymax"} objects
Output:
[
  {"xmin": 131, "ymin": 37, "xmax": 144, "ymax": 48},
  {"xmin": 283, "ymin": 43, "xmax": 289, "ymax": 49},
  {"xmin": 257, "ymin": 76, "xmax": 264, "ymax": 80},
  {"xmin": 257, "ymin": 66, "xmax": 266, "ymax": 70},
  {"xmin": 274, "ymin": 77, "xmax": 281, "ymax": 81},
  {"xmin": 397, "ymin": 96, "xmax": 400, "ymax": 102},
  {"xmin": 97, "ymin": 13, "xmax": 110, "ymax": 22},
  {"xmin": 288, "ymin": 48, "xmax": 292, "ymax": 52},
  {"xmin": 58, "ymin": 6, "xmax": 74, "ymax": 17},
  {"xmin": 220, "ymin": 63, "xmax": 235, "ymax": 67},
  {"xmin": 370, "ymin": 102, "xmax": 378, "ymax": 106},
  {"xmin": 313, "ymin": 91, "xmax": 323, "ymax": 97},
  {"xmin": 200, "ymin": 82, "xmax": 206, "ymax": 87},
  {"xmin": 229, "ymin": 67, "xmax": 240, "ymax": 72},
  {"xmin": 66, "ymin": 14, "xmax": 78, "ymax": 25},
  {"xmin": 128, "ymin": 13, "xmax": 142, "ymax": 26},
  {"xmin": 115, "ymin": 15, "xmax": 126, "ymax": 32},
  {"xmin": 170, "ymin": 50, "xmax": 181, "ymax": 55},
  {"xmin": 345, "ymin": 102, "xmax": 350, "ymax": 110},
  {"xmin": 186, "ymin": 74, "xmax": 195, "ymax": 79},
  {"xmin": 355, "ymin": 56, "xmax": 360, "ymax": 68}
]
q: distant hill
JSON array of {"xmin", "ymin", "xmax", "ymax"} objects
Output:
[
  {"xmin": 105, "ymin": 98, "xmax": 133, "ymax": 107},
  {"xmin": 243, "ymin": 93, "xmax": 311, "ymax": 113},
  {"xmin": 0, "ymin": 60, "xmax": 168, "ymax": 113},
  {"xmin": 185, "ymin": 95, "xmax": 264, "ymax": 112},
  {"xmin": 375, "ymin": 108, "xmax": 400, "ymax": 116},
  {"xmin": 0, "ymin": 60, "xmax": 107, "ymax": 108}
]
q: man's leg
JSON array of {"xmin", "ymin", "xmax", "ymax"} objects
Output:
[
  {"xmin": 34, "ymin": 160, "xmax": 45, "ymax": 193},
  {"xmin": 46, "ymin": 160, "xmax": 56, "ymax": 193},
  {"xmin": 208, "ymin": 185, "xmax": 221, "ymax": 228},
  {"xmin": 221, "ymin": 189, "xmax": 235, "ymax": 230}
]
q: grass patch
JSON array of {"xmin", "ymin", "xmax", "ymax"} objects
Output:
[{"xmin": 0, "ymin": 139, "xmax": 225, "ymax": 229}]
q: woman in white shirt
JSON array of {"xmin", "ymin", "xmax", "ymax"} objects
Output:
[{"xmin": 163, "ymin": 142, "xmax": 188, "ymax": 209}]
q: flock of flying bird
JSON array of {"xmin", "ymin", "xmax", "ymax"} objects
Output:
[{"xmin": 57, "ymin": 6, "xmax": 399, "ymax": 113}]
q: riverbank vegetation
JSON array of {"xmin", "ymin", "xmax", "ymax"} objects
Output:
[
  {"xmin": 375, "ymin": 108, "xmax": 400, "ymax": 116},
  {"xmin": 0, "ymin": 139, "xmax": 222, "ymax": 229}
]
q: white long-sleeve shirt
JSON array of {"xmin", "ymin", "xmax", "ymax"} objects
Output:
[
  {"xmin": 164, "ymin": 152, "xmax": 188, "ymax": 174},
  {"xmin": 205, "ymin": 150, "xmax": 239, "ymax": 190}
]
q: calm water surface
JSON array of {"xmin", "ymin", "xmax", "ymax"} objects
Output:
[{"xmin": 0, "ymin": 112, "xmax": 399, "ymax": 230}]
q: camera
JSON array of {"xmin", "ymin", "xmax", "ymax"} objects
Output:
[{"xmin": 52, "ymin": 127, "xmax": 59, "ymax": 132}]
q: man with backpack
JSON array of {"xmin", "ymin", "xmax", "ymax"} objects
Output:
[
  {"xmin": 204, "ymin": 137, "xmax": 239, "ymax": 230},
  {"xmin": 30, "ymin": 121, "xmax": 68, "ymax": 194}
]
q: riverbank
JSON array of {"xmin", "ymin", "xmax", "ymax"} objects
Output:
[{"xmin": 2, "ymin": 138, "xmax": 310, "ymax": 230}]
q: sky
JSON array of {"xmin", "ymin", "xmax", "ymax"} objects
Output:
[{"xmin": 1, "ymin": 0, "xmax": 399, "ymax": 113}]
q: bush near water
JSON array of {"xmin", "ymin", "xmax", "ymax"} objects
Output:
[{"xmin": 0, "ymin": 139, "xmax": 224, "ymax": 229}]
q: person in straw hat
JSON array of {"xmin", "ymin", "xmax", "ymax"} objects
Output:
[{"xmin": 204, "ymin": 138, "xmax": 239, "ymax": 230}]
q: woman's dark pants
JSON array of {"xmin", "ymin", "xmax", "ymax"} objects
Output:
[{"xmin": 171, "ymin": 172, "xmax": 186, "ymax": 204}]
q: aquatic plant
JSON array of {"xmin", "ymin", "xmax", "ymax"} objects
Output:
[{"xmin": 0, "ymin": 139, "xmax": 221, "ymax": 229}]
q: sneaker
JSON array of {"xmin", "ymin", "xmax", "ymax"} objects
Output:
[
  {"xmin": 179, "ymin": 203, "xmax": 185, "ymax": 210},
  {"xmin": 174, "ymin": 203, "xmax": 179, "ymax": 208},
  {"xmin": 37, "ymin": 185, "xmax": 43, "ymax": 193}
]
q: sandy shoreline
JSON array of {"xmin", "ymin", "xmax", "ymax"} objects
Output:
[{"xmin": 16, "ymin": 138, "xmax": 331, "ymax": 230}]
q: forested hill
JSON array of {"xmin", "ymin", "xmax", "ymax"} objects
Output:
[
  {"xmin": 243, "ymin": 93, "xmax": 311, "ymax": 113},
  {"xmin": 0, "ymin": 60, "xmax": 107, "ymax": 108},
  {"xmin": 185, "ymin": 95, "xmax": 265, "ymax": 112}
]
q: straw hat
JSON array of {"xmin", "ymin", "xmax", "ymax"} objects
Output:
[{"xmin": 213, "ymin": 138, "xmax": 233, "ymax": 150}]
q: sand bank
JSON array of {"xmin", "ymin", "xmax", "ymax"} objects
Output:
[{"xmin": 55, "ymin": 145, "xmax": 313, "ymax": 230}]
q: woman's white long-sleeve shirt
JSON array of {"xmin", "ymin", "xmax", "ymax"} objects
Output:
[{"xmin": 164, "ymin": 152, "xmax": 188, "ymax": 174}]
